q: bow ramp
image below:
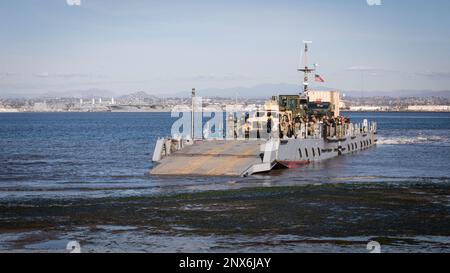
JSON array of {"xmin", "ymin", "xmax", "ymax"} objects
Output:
[{"xmin": 150, "ymin": 139, "xmax": 278, "ymax": 177}]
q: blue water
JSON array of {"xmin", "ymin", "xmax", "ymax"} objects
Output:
[{"xmin": 0, "ymin": 112, "xmax": 449, "ymax": 252}]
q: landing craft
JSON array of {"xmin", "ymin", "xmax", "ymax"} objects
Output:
[{"xmin": 150, "ymin": 42, "xmax": 377, "ymax": 177}]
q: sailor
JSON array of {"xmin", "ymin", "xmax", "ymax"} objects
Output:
[
  {"xmin": 236, "ymin": 117, "xmax": 244, "ymax": 139},
  {"xmin": 244, "ymin": 121, "xmax": 250, "ymax": 139},
  {"xmin": 293, "ymin": 114, "xmax": 301, "ymax": 138},
  {"xmin": 329, "ymin": 117, "xmax": 336, "ymax": 137},
  {"xmin": 279, "ymin": 114, "xmax": 287, "ymax": 138},
  {"xmin": 308, "ymin": 115, "xmax": 316, "ymax": 137},
  {"xmin": 281, "ymin": 114, "xmax": 291, "ymax": 138},
  {"xmin": 234, "ymin": 117, "xmax": 238, "ymax": 138},
  {"xmin": 323, "ymin": 116, "xmax": 331, "ymax": 138},
  {"xmin": 256, "ymin": 120, "xmax": 261, "ymax": 139},
  {"xmin": 228, "ymin": 113, "xmax": 236, "ymax": 139},
  {"xmin": 267, "ymin": 112, "xmax": 273, "ymax": 134}
]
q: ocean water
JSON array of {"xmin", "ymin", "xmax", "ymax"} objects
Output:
[{"xmin": 0, "ymin": 112, "xmax": 449, "ymax": 252}]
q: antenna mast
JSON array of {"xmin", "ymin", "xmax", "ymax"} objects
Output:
[{"xmin": 297, "ymin": 41, "xmax": 315, "ymax": 94}]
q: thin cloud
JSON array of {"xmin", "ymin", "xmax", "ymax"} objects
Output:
[
  {"xmin": 35, "ymin": 72, "xmax": 50, "ymax": 78},
  {"xmin": 347, "ymin": 67, "xmax": 450, "ymax": 80},
  {"xmin": 345, "ymin": 66, "xmax": 397, "ymax": 73},
  {"xmin": 189, "ymin": 73, "xmax": 249, "ymax": 81},
  {"xmin": 416, "ymin": 71, "xmax": 450, "ymax": 80},
  {"xmin": 34, "ymin": 72, "xmax": 105, "ymax": 79},
  {"xmin": 0, "ymin": 72, "xmax": 19, "ymax": 77}
]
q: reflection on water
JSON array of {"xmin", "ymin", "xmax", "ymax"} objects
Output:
[{"xmin": 0, "ymin": 112, "xmax": 449, "ymax": 252}]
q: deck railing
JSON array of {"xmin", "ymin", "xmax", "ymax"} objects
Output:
[{"xmin": 293, "ymin": 120, "xmax": 377, "ymax": 140}]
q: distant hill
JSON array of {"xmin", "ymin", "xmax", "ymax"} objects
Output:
[
  {"xmin": 343, "ymin": 90, "xmax": 450, "ymax": 98},
  {"xmin": 39, "ymin": 88, "xmax": 118, "ymax": 99},
  {"xmin": 162, "ymin": 84, "xmax": 450, "ymax": 99},
  {"xmin": 118, "ymin": 91, "xmax": 158, "ymax": 100},
  {"xmin": 163, "ymin": 83, "xmax": 305, "ymax": 98},
  {"xmin": 1, "ymin": 85, "xmax": 449, "ymax": 100},
  {"xmin": 0, "ymin": 88, "xmax": 117, "ymax": 99},
  {"xmin": 117, "ymin": 91, "xmax": 160, "ymax": 103}
]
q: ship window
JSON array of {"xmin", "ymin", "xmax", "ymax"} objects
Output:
[
  {"xmin": 369, "ymin": 139, "xmax": 372, "ymax": 145},
  {"xmin": 305, "ymin": 148, "xmax": 309, "ymax": 158},
  {"xmin": 317, "ymin": 147, "xmax": 321, "ymax": 156},
  {"xmin": 348, "ymin": 144, "xmax": 350, "ymax": 151},
  {"xmin": 355, "ymin": 143, "xmax": 357, "ymax": 149},
  {"xmin": 351, "ymin": 143, "xmax": 354, "ymax": 150},
  {"xmin": 298, "ymin": 148, "xmax": 302, "ymax": 158},
  {"xmin": 312, "ymin": 148, "xmax": 316, "ymax": 157},
  {"xmin": 360, "ymin": 141, "xmax": 363, "ymax": 148}
]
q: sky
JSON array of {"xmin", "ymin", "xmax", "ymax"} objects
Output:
[{"xmin": 0, "ymin": 0, "xmax": 449, "ymax": 97}]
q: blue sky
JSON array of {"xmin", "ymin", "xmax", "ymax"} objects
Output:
[{"xmin": 0, "ymin": 0, "xmax": 449, "ymax": 96}]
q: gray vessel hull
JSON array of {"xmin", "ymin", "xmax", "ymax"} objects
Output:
[
  {"xmin": 277, "ymin": 132, "xmax": 377, "ymax": 167},
  {"xmin": 150, "ymin": 131, "xmax": 377, "ymax": 177}
]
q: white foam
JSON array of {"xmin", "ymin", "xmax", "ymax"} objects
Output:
[{"xmin": 377, "ymin": 135, "xmax": 448, "ymax": 145}]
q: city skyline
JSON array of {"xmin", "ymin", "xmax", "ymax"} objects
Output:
[{"xmin": 1, "ymin": 0, "xmax": 450, "ymax": 96}]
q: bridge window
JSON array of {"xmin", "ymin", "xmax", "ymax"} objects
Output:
[
  {"xmin": 305, "ymin": 148, "xmax": 309, "ymax": 158},
  {"xmin": 298, "ymin": 148, "xmax": 303, "ymax": 158},
  {"xmin": 312, "ymin": 148, "xmax": 316, "ymax": 157},
  {"xmin": 318, "ymin": 147, "xmax": 321, "ymax": 156},
  {"xmin": 348, "ymin": 144, "xmax": 350, "ymax": 151}
]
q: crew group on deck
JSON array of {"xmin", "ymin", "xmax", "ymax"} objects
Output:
[
  {"xmin": 279, "ymin": 114, "xmax": 352, "ymax": 139},
  {"xmin": 227, "ymin": 112, "xmax": 377, "ymax": 141}
]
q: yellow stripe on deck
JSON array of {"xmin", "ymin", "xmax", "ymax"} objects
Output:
[
  {"xmin": 150, "ymin": 140, "xmax": 264, "ymax": 176},
  {"xmin": 205, "ymin": 145, "xmax": 259, "ymax": 176},
  {"xmin": 174, "ymin": 141, "xmax": 237, "ymax": 175}
]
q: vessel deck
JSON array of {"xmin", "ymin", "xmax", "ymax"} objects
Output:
[{"xmin": 150, "ymin": 140, "xmax": 265, "ymax": 176}]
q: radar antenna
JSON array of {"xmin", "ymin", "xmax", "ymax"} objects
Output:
[{"xmin": 297, "ymin": 41, "xmax": 315, "ymax": 94}]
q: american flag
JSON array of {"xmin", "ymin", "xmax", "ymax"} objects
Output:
[{"xmin": 315, "ymin": 74, "xmax": 325, "ymax": 82}]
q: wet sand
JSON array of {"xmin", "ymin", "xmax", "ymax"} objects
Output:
[{"xmin": 1, "ymin": 182, "xmax": 449, "ymax": 252}]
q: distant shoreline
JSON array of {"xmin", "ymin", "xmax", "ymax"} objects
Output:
[
  {"xmin": 342, "ymin": 110, "xmax": 450, "ymax": 113},
  {"xmin": 1, "ymin": 110, "xmax": 450, "ymax": 114}
]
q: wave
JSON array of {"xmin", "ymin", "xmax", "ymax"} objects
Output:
[{"xmin": 377, "ymin": 135, "xmax": 448, "ymax": 145}]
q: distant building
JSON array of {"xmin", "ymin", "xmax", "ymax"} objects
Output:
[
  {"xmin": 33, "ymin": 102, "xmax": 48, "ymax": 112},
  {"xmin": 349, "ymin": 106, "xmax": 382, "ymax": 111},
  {"xmin": 407, "ymin": 105, "xmax": 450, "ymax": 112}
]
